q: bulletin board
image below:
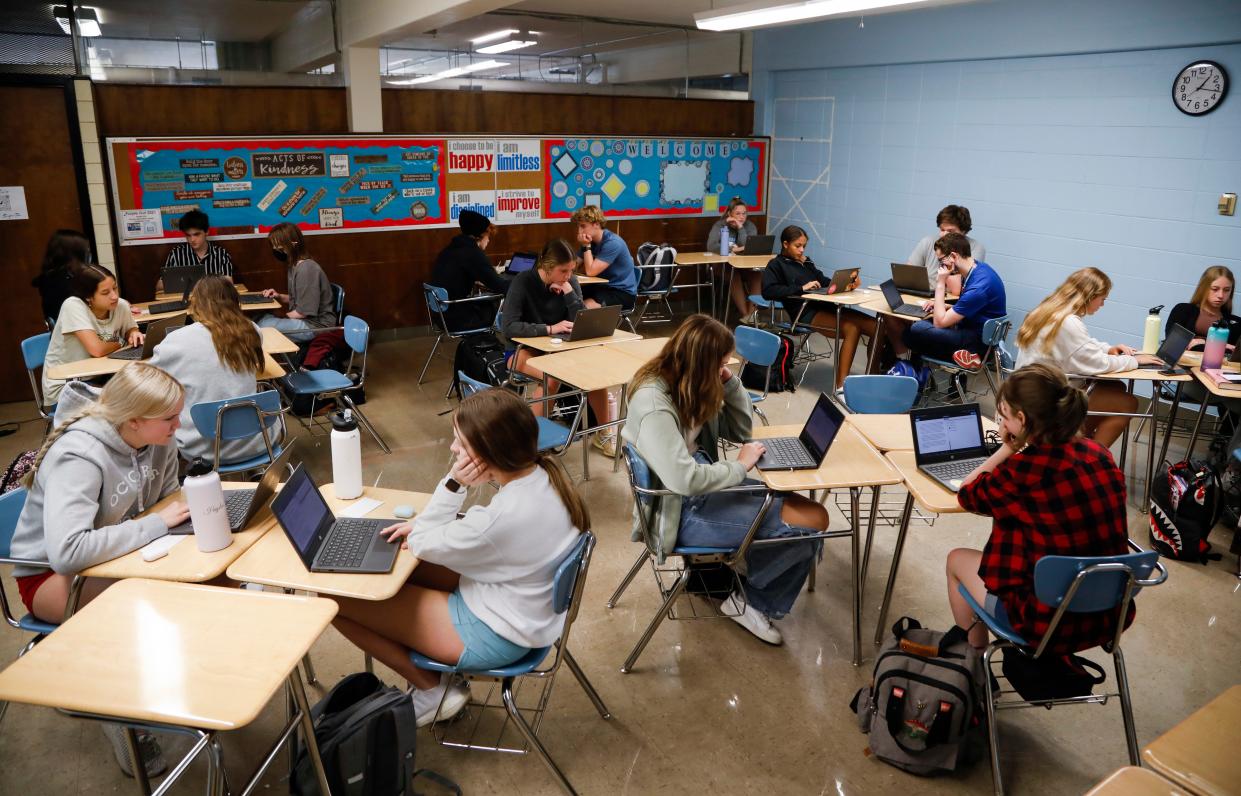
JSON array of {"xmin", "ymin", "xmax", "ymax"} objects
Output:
[{"xmin": 105, "ymin": 134, "xmax": 769, "ymax": 245}]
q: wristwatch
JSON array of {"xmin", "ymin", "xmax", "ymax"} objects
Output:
[{"xmin": 445, "ymin": 477, "xmax": 463, "ymax": 493}]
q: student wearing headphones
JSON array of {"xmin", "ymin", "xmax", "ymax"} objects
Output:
[
  {"xmin": 430, "ymin": 209, "xmax": 509, "ymax": 332},
  {"xmin": 572, "ymin": 205, "xmax": 637, "ymax": 311}
]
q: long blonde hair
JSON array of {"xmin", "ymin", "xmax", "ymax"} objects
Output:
[
  {"xmin": 631, "ymin": 314, "xmax": 735, "ymax": 429},
  {"xmin": 1017, "ymin": 267, "xmax": 1113, "ymax": 354},
  {"xmin": 23, "ymin": 363, "xmax": 184, "ymax": 488},
  {"xmin": 189, "ymin": 276, "xmax": 263, "ymax": 374},
  {"xmin": 1190, "ymin": 266, "xmax": 1235, "ymax": 316}
]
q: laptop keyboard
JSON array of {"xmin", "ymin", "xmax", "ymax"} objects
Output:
[
  {"xmin": 109, "ymin": 347, "xmax": 143, "ymax": 360},
  {"xmin": 764, "ymin": 436, "xmax": 816, "ymax": 467},
  {"xmin": 923, "ymin": 460, "xmax": 979, "ymax": 481},
  {"xmin": 170, "ymin": 488, "xmax": 255, "ymax": 535},
  {"xmin": 148, "ymin": 300, "xmax": 187, "ymax": 314},
  {"xmin": 239, "ymin": 294, "xmax": 270, "ymax": 304},
  {"xmin": 318, "ymin": 518, "xmax": 380, "ymax": 568}
]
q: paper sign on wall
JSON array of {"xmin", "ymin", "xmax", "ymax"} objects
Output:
[
  {"xmin": 0, "ymin": 186, "xmax": 29, "ymax": 221},
  {"xmin": 120, "ymin": 208, "xmax": 162, "ymax": 239}
]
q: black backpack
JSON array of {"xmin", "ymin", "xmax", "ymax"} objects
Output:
[
  {"xmin": 634, "ymin": 242, "xmax": 677, "ymax": 292},
  {"xmin": 452, "ymin": 333, "xmax": 509, "ymax": 397},
  {"xmin": 292, "ymin": 672, "xmax": 459, "ymax": 796},
  {"xmin": 740, "ymin": 333, "xmax": 796, "ymax": 393},
  {"xmin": 1149, "ymin": 458, "xmax": 1222, "ymax": 563}
]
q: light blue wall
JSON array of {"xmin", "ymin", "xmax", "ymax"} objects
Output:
[{"xmin": 752, "ymin": 0, "xmax": 1241, "ymax": 347}]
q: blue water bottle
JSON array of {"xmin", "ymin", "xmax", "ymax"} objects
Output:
[
  {"xmin": 1203, "ymin": 321, "xmax": 1229, "ymax": 370},
  {"xmin": 719, "ymin": 226, "xmax": 732, "ymax": 256}
]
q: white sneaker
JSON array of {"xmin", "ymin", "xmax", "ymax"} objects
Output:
[
  {"xmin": 411, "ymin": 678, "xmax": 470, "ymax": 728},
  {"xmin": 721, "ymin": 592, "xmax": 783, "ymax": 645}
]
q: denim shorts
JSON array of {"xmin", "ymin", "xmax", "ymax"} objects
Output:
[{"xmin": 448, "ymin": 590, "xmax": 531, "ymax": 670}]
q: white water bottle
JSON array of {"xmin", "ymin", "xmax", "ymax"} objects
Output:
[
  {"xmin": 183, "ymin": 458, "xmax": 232, "ymax": 553},
  {"xmin": 1142, "ymin": 305, "xmax": 1164, "ymax": 354},
  {"xmin": 331, "ymin": 409, "xmax": 363, "ymax": 500}
]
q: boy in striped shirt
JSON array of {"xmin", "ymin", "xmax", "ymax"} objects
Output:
[{"xmin": 158, "ymin": 209, "xmax": 233, "ymax": 291}]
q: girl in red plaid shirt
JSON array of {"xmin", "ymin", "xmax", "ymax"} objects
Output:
[{"xmin": 946, "ymin": 364, "xmax": 1134, "ymax": 652}]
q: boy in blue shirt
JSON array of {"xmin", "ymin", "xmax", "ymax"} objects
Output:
[
  {"xmin": 900, "ymin": 232, "xmax": 1006, "ymax": 363},
  {"xmin": 572, "ymin": 205, "xmax": 637, "ymax": 310}
]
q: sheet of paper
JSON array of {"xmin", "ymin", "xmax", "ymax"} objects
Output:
[
  {"xmin": 120, "ymin": 207, "xmax": 163, "ymax": 239},
  {"xmin": 337, "ymin": 497, "xmax": 383, "ymax": 518},
  {"xmin": 0, "ymin": 186, "xmax": 29, "ymax": 221}
]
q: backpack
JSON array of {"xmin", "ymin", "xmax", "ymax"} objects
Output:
[
  {"xmin": 0, "ymin": 451, "xmax": 36, "ymax": 494},
  {"xmin": 292, "ymin": 672, "xmax": 459, "ymax": 796},
  {"xmin": 1149, "ymin": 458, "xmax": 1222, "ymax": 563},
  {"xmin": 451, "ymin": 332, "xmax": 509, "ymax": 397},
  {"xmin": 887, "ymin": 360, "xmax": 931, "ymax": 393},
  {"xmin": 851, "ymin": 617, "xmax": 986, "ymax": 776},
  {"xmin": 740, "ymin": 333, "xmax": 796, "ymax": 393},
  {"xmin": 634, "ymin": 242, "xmax": 677, "ymax": 292},
  {"xmin": 999, "ymin": 650, "xmax": 1106, "ymax": 703}
]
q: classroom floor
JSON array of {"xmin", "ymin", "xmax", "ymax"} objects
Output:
[{"xmin": 0, "ymin": 325, "xmax": 1238, "ymax": 795}]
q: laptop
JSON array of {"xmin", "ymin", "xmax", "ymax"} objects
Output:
[
  {"xmin": 147, "ymin": 282, "xmax": 192, "ymax": 315},
  {"xmin": 756, "ymin": 393, "xmax": 845, "ymax": 471},
  {"xmin": 239, "ymin": 292, "xmax": 271, "ymax": 305},
  {"xmin": 107, "ymin": 313, "xmax": 185, "ymax": 360},
  {"xmin": 270, "ymin": 463, "xmax": 400, "ymax": 574},
  {"xmin": 891, "ymin": 263, "xmax": 935, "ymax": 298},
  {"xmin": 910, "ymin": 403, "xmax": 991, "ymax": 492},
  {"xmin": 741, "ymin": 234, "xmax": 775, "ymax": 256},
  {"xmin": 551, "ymin": 304, "xmax": 622, "ymax": 342},
  {"xmin": 1140, "ymin": 323, "xmax": 1193, "ymax": 372},
  {"xmin": 879, "ymin": 279, "xmax": 931, "ymax": 318},
  {"xmin": 169, "ymin": 443, "xmax": 294, "ymax": 535},
  {"xmin": 805, "ymin": 268, "xmax": 861, "ymax": 296},
  {"xmin": 506, "ymin": 251, "xmax": 537, "ymax": 274},
  {"xmin": 162, "ymin": 264, "xmax": 206, "ymax": 295}
]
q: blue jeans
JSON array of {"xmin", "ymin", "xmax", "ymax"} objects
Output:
[
  {"xmin": 677, "ymin": 454, "xmax": 821, "ymax": 618},
  {"xmin": 903, "ymin": 320, "xmax": 983, "ymax": 361},
  {"xmin": 447, "ymin": 590, "xmax": 531, "ymax": 670},
  {"xmin": 259, "ymin": 314, "xmax": 316, "ymax": 342}
]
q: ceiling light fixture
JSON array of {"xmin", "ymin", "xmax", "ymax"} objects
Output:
[
  {"xmin": 390, "ymin": 60, "xmax": 509, "ymax": 86},
  {"xmin": 695, "ymin": 0, "xmax": 954, "ymax": 31},
  {"xmin": 469, "ymin": 28, "xmax": 518, "ymax": 44},
  {"xmin": 476, "ymin": 39, "xmax": 537, "ymax": 55},
  {"xmin": 53, "ymin": 5, "xmax": 102, "ymax": 37}
]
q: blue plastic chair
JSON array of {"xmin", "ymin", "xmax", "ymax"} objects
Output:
[
  {"xmin": 456, "ymin": 371, "xmax": 578, "ymax": 457},
  {"xmin": 958, "ymin": 548, "xmax": 1167, "ymax": 795},
  {"xmin": 0, "ymin": 488, "xmax": 58, "ymax": 725},
  {"xmin": 188, "ymin": 389, "xmax": 286, "ymax": 474},
  {"xmin": 283, "ymin": 315, "xmax": 390, "ymax": 453},
  {"xmin": 409, "ymin": 532, "xmax": 610, "ymax": 796},
  {"xmin": 419, "ymin": 283, "xmax": 502, "ymax": 384},
  {"xmin": 20, "ymin": 333, "xmax": 56, "ymax": 426},
  {"xmin": 733, "ymin": 325, "xmax": 780, "ymax": 425},
  {"xmin": 329, "ymin": 282, "xmax": 345, "ymax": 321},
  {"xmin": 922, "ymin": 315, "xmax": 1012, "ymax": 404},
  {"xmin": 843, "ymin": 374, "xmax": 919, "ymax": 414}
]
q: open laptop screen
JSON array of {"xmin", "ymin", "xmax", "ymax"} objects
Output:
[
  {"xmin": 507, "ymin": 252, "xmax": 536, "ymax": 273},
  {"xmin": 1156, "ymin": 323, "xmax": 1193, "ymax": 365},
  {"xmin": 879, "ymin": 280, "xmax": 904, "ymax": 309},
  {"xmin": 271, "ymin": 467, "xmax": 330, "ymax": 555},
  {"xmin": 798, "ymin": 394, "xmax": 844, "ymax": 462},
  {"xmin": 912, "ymin": 407, "xmax": 985, "ymax": 458}
]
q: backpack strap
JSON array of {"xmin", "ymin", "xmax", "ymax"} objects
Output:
[
  {"xmin": 390, "ymin": 697, "xmax": 420, "ymax": 795},
  {"xmin": 891, "ymin": 616, "xmax": 922, "ymax": 640},
  {"xmin": 412, "ymin": 769, "xmax": 463, "ymax": 796}
]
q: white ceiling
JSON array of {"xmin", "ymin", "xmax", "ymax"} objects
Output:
[{"xmin": 512, "ymin": 0, "xmax": 722, "ymax": 28}]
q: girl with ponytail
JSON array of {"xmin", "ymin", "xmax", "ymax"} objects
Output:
[
  {"xmin": 329, "ymin": 387, "xmax": 587, "ymax": 726},
  {"xmin": 946, "ymin": 363, "xmax": 1134, "ymax": 654}
]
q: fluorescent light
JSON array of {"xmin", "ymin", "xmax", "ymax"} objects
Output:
[
  {"xmin": 469, "ymin": 28, "xmax": 518, "ymax": 45},
  {"xmin": 390, "ymin": 60, "xmax": 509, "ymax": 86},
  {"xmin": 54, "ymin": 6, "xmax": 102, "ymax": 37},
  {"xmin": 476, "ymin": 39, "xmax": 537, "ymax": 55},
  {"xmin": 695, "ymin": 0, "xmax": 946, "ymax": 31}
]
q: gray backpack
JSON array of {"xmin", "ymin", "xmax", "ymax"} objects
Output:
[{"xmin": 850, "ymin": 617, "xmax": 986, "ymax": 776}]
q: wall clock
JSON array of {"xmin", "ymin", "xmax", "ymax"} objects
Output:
[{"xmin": 1172, "ymin": 60, "xmax": 1227, "ymax": 116}]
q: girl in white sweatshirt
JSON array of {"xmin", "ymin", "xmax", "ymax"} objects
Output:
[
  {"xmin": 330, "ymin": 388, "xmax": 588, "ymax": 726},
  {"xmin": 1015, "ymin": 267, "xmax": 1161, "ymax": 447}
]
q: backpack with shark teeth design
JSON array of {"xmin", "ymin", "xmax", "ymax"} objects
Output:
[{"xmin": 1149, "ymin": 458, "xmax": 1222, "ymax": 564}]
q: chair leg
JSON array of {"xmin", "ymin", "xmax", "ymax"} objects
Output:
[
  {"xmin": 501, "ymin": 678, "xmax": 578, "ymax": 796},
  {"xmin": 621, "ymin": 568, "xmax": 691, "ymax": 673},
  {"xmin": 753, "ymin": 405, "xmax": 769, "ymax": 426},
  {"xmin": 301, "ymin": 652, "xmax": 318, "ymax": 685},
  {"xmin": 607, "ymin": 549, "xmax": 650, "ymax": 608},
  {"xmin": 563, "ymin": 649, "xmax": 611, "ymax": 719},
  {"xmin": 983, "ymin": 645, "xmax": 1004, "ymax": 796},
  {"xmin": 1113, "ymin": 647, "xmax": 1140, "ymax": 765},
  {"xmin": 631, "ymin": 299, "xmax": 649, "ymax": 327},
  {"xmin": 341, "ymin": 396, "xmax": 392, "ymax": 454},
  {"xmin": 418, "ymin": 334, "xmax": 444, "ymax": 384},
  {"xmin": 0, "ymin": 700, "xmax": 8, "ymax": 726}
]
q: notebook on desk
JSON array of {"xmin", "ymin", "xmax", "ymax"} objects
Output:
[{"xmin": 911, "ymin": 403, "xmax": 991, "ymax": 493}]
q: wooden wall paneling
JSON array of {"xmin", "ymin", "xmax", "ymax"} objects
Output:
[
  {"xmin": 93, "ymin": 85, "xmax": 348, "ymax": 138},
  {"xmin": 0, "ymin": 82, "xmax": 88, "ymax": 404}
]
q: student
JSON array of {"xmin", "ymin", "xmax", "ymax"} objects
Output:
[
  {"xmin": 1167, "ymin": 265, "xmax": 1241, "ymax": 345},
  {"xmin": 572, "ymin": 205, "xmax": 637, "ymax": 310},
  {"xmin": 329, "ymin": 387, "xmax": 587, "ymax": 725},
  {"xmin": 621, "ymin": 314, "xmax": 827, "ymax": 645},
  {"xmin": 31, "ymin": 229, "xmax": 92, "ymax": 326},
  {"xmin": 707, "ymin": 198, "xmax": 761, "ymax": 321},
  {"xmin": 946, "ymin": 364, "xmax": 1133, "ymax": 653},
  {"xmin": 501, "ymin": 240, "xmax": 616, "ymax": 453},
  {"xmin": 907, "ymin": 205, "xmax": 987, "ymax": 295},
  {"xmin": 148, "ymin": 276, "xmax": 268, "ymax": 463},
  {"xmin": 1015, "ymin": 267, "xmax": 1160, "ymax": 448},
  {"xmin": 156, "ymin": 209, "xmax": 234, "ymax": 292},
  {"xmin": 259, "ymin": 222, "xmax": 335, "ymax": 341},
  {"xmin": 43, "ymin": 263, "xmax": 142, "ymax": 405},
  {"xmin": 894, "ymin": 232, "xmax": 1006, "ymax": 365},
  {"xmin": 429, "ymin": 208, "xmax": 509, "ymax": 332},
  {"xmin": 9, "ymin": 362, "xmax": 188, "ymax": 777},
  {"xmin": 761, "ymin": 225, "xmax": 876, "ymax": 389}
]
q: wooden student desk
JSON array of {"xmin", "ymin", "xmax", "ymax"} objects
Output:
[
  {"xmin": 576, "ymin": 274, "xmax": 607, "ymax": 285},
  {"xmin": 227, "ymin": 485, "xmax": 432, "ymax": 601},
  {"xmin": 752, "ymin": 423, "xmax": 901, "ymax": 666},
  {"xmin": 720, "ymin": 254, "xmax": 772, "ymax": 327},
  {"xmin": 1085, "ymin": 766, "xmax": 1191, "ymax": 795},
  {"xmin": 510, "ymin": 329, "xmax": 641, "ymax": 354},
  {"xmin": 45, "ymin": 327, "xmax": 297, "ymax": 381},
  {"xmin": 795, "ymin": 287, "xmax": 884, "ymax": 386},
  {"xmin": 1142, "ymin": 684, "xmax": 1241, "ymax": 796},
  {"xmin": 0, "ymin": 578, "xmax": 336, "ymax": 795},
  {"xmin": 136, "ymin": 289, "xmax": 280, "ymax": 323}
]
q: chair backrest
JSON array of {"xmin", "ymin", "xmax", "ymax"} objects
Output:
[
  {"xmin": 343, "ymin": 315, "xmax": 368, "ymax": 354},
  {"xmin": 189, "ymin": 390, "xmax": 283, "ymax": 469},
  {"xmin": 456, "ymin": 370, "xmax": 490, "ymax": 398},
  {"xmin": 423, "ymin": 283, "xmax": 450, "ymax": 315},
  {"xmin": 843, "ymin": 374, "xmax": 919, "ymax": 414},
  {"xmin": 981, "ymin": 315, "xmax": 1011, "ymax": 348},
  {"xmin": 734, "ymin": 324, "xmax": 780, "ymax": 368},
  {"xmin": 551, "ymin": 532, "xmax": 593, "ymax": 615},
  {"xmin": 330, "ymin": 283, "xmax": 345, "ymax": 320},
  {"xmin": 1033, "ymin": 551, "xmax": 1160, "ymax": 613},
  {"xmin": 621, "ymin": 443, "xmax": 659, "ymax": 506},
  {"xmin": 20, "ymin": 333, "xmax": 50, "ymax": 371},
  {"xmin": 0, "ymin": 488, "xmax": 28, "ymax": 559}
]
